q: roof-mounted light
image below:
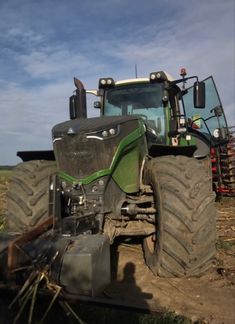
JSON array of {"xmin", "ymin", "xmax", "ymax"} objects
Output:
[
  {"xmin": 98, "ymin": 77, "xmax": 115, "ymax": 89},
  {"xmin": 149, "ymin": 71, "xmax": 168, "ymax": 83}
]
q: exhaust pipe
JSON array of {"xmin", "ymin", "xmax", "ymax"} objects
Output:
[{"xmin": 69, "ymin": 77, "xmax": 87, "ymax": 119}]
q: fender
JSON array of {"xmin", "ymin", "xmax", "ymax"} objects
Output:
[
  {"xmin": 149, "ymin": 144, "xmax": 197, "ymax": 158},
  {"xmin": 17, "ymin": 150, "xmax": 55, "ymax": 162}
]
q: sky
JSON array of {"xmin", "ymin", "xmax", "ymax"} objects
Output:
[{"xmin": 0, "ymin": 0, "xmax": 234, "ymax": 165}]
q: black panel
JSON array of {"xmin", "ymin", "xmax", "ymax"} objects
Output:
[
  {"xmin": 149, "ymin": 144, "xmax": 197, "ymax": 157},
  {"xmin": 17, "ymin": 150, "xmax": 55, "ymax": 161}
]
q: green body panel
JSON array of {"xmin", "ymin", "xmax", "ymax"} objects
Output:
[
  {"xmin": 58, "ymin": 120, "xmax": 146, "ymax": 193},
  {"xmin": 112, "ymin": 136, "xmax": 146, "ymax": 193},
  {"xmin": 179, "ymin": 135, "xmax": 196, "ymax": 146}
]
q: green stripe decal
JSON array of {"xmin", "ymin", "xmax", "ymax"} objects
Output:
[{"xmin": 58, "ymin": 122, "xmax": 146, "ymax": 185}]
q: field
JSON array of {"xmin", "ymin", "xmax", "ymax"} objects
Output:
[
  {"xmin": 0, "ymin": 169, "xmax": 235, "ymax": 323},
  {"xmin": 0, "ymin": 170, "xmax": 11, "ymax": 229}
]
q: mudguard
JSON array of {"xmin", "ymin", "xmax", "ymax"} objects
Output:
[{"xmin": 17, "ymin": 150, "xmax": 55, "ymax": 161}]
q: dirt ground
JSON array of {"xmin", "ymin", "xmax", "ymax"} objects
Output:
[
  {"xmin": 102, "ymin": 198, "xmax": 235, "ymax": 324},
  {"xmin": 0, "ymin": 173, "xmax": 235, "ymax": 323}
]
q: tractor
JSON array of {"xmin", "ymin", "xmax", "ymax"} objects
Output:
[{"xmin": 1, "ymin": 70, "xmax": 230, "ymax": 298}]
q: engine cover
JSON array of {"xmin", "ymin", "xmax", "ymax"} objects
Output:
[{"xmin": 52, "ymin": 116, "xmax": 139, "ymax": 179}]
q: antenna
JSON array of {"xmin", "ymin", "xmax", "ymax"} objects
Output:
[{"xmin": 135, "ymin": 64, "xmax": 138, "ymax": 78}]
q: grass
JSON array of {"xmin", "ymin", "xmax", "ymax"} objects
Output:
[
  {"xmin": 0, "ymin": 168, "xmax": 11, "ymax": 230},
  {"xmin": 4, "ymin": 299, "xmax": 192, "ymax": 324},
  {"xmin": 71, "ymin": 306, "xmax": 192, "ymax": 324},
  {"xmin": 0, "ymin": 170, "xmax": 12, "ymax": 177},
  {"xmin": 216, "ymin": 238, "xmax": 235, "ymax": 251}
]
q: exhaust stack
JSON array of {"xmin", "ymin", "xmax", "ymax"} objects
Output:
[{"xmin": 69, "ymin": 77, "xmax": 87, "ymax": 119}]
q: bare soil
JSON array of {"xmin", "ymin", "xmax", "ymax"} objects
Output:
[
  {"xmin": 104, "ymin": 198, "xmax": 235, "ymax": 324},
  {"xmin": 0, "ymin": 172, "xmax": 235, "ymax": 323}
]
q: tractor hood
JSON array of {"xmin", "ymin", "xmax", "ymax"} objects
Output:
[
  {"xmin": 52, "ymin": 116, "xmax": 145, "ymax": 180},
  {"xmin": 52, "ymin": 116, "xmax": 139, "ymax": 137}
]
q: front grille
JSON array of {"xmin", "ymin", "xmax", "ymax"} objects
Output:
[
  {"xmin": 54, "ymin": 133, "xmax": 119, "ymax": 178},
  {"xmin": 52, "ymin": 117, "xmax": 140, "ymax": 179}
]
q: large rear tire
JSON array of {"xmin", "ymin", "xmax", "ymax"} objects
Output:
[
  {"xmin": 6, "ymin": 160, "xmax": 57, "ymax": 233},
  {"xmin": 143, "ymin": 155, "xmax": 216, "ymax": 277}
]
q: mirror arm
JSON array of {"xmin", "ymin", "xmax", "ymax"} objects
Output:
[{"xmin": 169, "ymin": 76, "xmax": 199, "ymax": 86}]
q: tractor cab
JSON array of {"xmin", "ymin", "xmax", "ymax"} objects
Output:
[
  {"xmin": 102, "ymin": 79, "xmax": 167, "ymax": 145},
  {"xmin": 89, "ymin": 71, "xmax": 229, "ymax": 155}
]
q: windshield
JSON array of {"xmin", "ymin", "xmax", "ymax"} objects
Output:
[
  {"xmin": 182, "ymin": 76, "xmax": 228, "ymax": 143},
  {"xmin": 103, "ymin": 82, "xmax": 166, "ymax": 138}
]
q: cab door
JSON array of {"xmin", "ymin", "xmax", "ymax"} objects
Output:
[{"xmin": 182, "ymin": 76, "xmax": 229, "ymax": 146}]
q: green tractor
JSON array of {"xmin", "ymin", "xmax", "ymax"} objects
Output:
[{"xmin": 3, "ymin": 70, "xmax": 229, "ymax": 296}]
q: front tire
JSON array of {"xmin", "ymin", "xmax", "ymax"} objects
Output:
[
  {"xmin": 6, "ymin": 160, "xmax": 57, "ymax": 233},
  {"xmin": 143, "ymin": 155, "xmax": 216, "ymax": 277}
]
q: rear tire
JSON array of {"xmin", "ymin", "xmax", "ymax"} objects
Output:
[
  {"xmin": 6, "ymin": 160, "xmax": 57, "ymax": 233},
  {"xmin": 143, "ymin": 155, "xmax": 216, "ymax": 277}
]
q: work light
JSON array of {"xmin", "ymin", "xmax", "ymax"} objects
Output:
[
  {"xmin": 149, "ymin": 71, "xmax": 168, "ymax": 83},
  {"xmin": 98, "ymin": 78, "xmax": 115, "ymax": 89}
]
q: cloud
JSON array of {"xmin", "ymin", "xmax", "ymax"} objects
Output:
[
  {"xmin": 0, "ymin": 78, "xmax": 100, "ymax": 164},
  {"xmin": 1, "ymin": 85, "xmax": 62, "ymax": 141},
  {"xmin": 18, "ymin": 49, "xmax": 91, "ymax": 79},
  {"xmin": 0, "ymin": 0, "xmax": 234, "ymax": 164},
  {"xmin": 5, "ymin": 27, "xmax": 46, "ymax": 44},
  {"xmin": 86, "ymin": 0, "xmax": 234, "ymax": 124}
]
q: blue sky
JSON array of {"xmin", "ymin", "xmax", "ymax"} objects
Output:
[{"xmin": 0, "ymin": 0, "xmax": 234, "ymax": 164}]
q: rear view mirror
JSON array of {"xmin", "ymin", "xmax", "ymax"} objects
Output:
[
  {"xmin": 94, "ymin": 101, "xmax": 101, "ymax": 109},
  {"xmin": 194, "ymin": 81, "xmax": 205, "ymax": 108}
]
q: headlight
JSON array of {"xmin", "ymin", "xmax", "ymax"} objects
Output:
[
  {"xmin": 101, "ymin": 130, "xmax": 109, "ymax": 137},
  {"xmin": 109, "ymin": 128, "xmax": 116, "ymax": 135},
  {"xmin": 86, "ymin": 125, "xmax": 119, "ymax": 140}
]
